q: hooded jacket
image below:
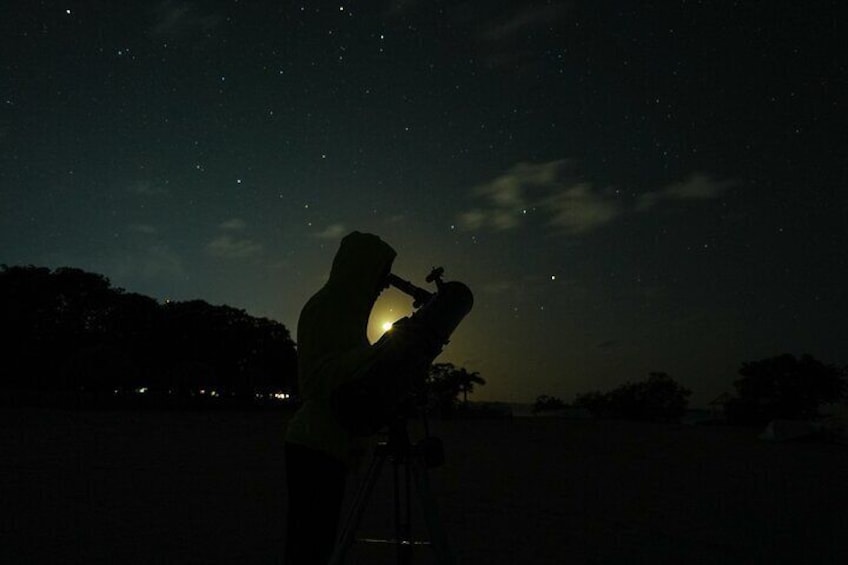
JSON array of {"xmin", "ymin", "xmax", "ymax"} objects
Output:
[{"xmin": 285, "ymin": 232, "xmax": 397, "ymax": 463}]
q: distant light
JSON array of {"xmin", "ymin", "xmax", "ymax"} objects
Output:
[
  {"xmin": 135, "ymin": 387, "xmax": 148, "ymax": 394},
  {"xmin": 551, "ymin": 275, "xmax": 556, "ymax": 281},
  {"xmin": 210, "ymin": 390, "xmax": 219, "ymax": 397},
  {"xmin": 382, "ymin": 321, "xmax": 393, "ymax": 332},
  {"xmin": 273, "ymin": 392, "xmax": 290, "ymax": 400}
]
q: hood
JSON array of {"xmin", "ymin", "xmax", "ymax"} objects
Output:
[
  {"xmin": 325, "ymin": 231, "xmax": 397, "ymax": 300},
  {"xmin": 297, "ymin": 231, "xmax": 397, "ymax": 375}
]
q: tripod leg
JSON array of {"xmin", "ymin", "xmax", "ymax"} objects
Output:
[
  {"xmin": 393, "ymin": 458, "xmax": 403, "ymax": 563},
  {"xmin": 411, "ymin": 461, "xmax": 456, "ymax": 565},
  {"xmin": 397, "ymin": 459, "xmax": 414, "ymax": 564},
  {"xmin": 329, "ymin": 453, "xmax": 386, "ymax": 565}
]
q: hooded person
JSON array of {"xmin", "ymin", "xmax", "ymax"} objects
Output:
[{"xmin": 284, "ymin": 231, "xmax": 440, "ymax": 564}]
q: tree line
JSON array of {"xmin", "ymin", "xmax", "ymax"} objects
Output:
[
  {"xmin": 0, "ymin": 265, "xmax": 488, "ymax": 411},
  {"xmin": 0, "ymin": 265, "xmax": 297, "ymax": 405},
  {"xmin": 534, "ymin": 355, "xmax": 846, "ymax": 425}
]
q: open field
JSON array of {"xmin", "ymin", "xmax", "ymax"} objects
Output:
[{"xmin": 2, "ymin": 408, "xmax": 847, "ymax": 564}]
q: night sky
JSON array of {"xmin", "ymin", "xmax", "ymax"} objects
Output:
[{"xmin": 2, "ymin": 1, "xmax": 846, "ymax": 405}]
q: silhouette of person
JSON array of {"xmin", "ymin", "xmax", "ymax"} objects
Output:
[{"xmin": 283, "ymin": 231, "xmax": 439, "ymax": 564}]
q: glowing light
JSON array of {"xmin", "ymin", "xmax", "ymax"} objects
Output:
[{"xmin": 382, "ymin": 321, "xmax": 393, "ymax": 332}]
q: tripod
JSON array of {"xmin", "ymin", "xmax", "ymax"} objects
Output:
[{"xmin": 329, "ymin": 420, "xmax": 456, "ymax": 565}]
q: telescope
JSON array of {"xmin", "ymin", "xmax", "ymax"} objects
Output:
[
  {"xmin": 332, "ymin": 267, "xmax": 473, "ymax": 564},
  {"xmin": 333, "ymin": 267, "xmax": 473, "ymax": 438},
  {"xmin": 386, "ymin": 267, "xmax": 473, "ymax": 347}
]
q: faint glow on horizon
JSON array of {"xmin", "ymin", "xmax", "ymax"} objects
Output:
[{"xmin": 368, "ymin": 289, "xmax": 414, "ymax": 344}]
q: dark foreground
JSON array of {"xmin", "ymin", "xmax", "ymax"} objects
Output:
[{"xmin": 2, "ymin": 408, "xmax": 847, "ymax": 564}]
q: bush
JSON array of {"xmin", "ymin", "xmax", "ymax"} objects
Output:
[
  {"xmin": 532, "ymin": 394, "xmax": 566, "ymax": 414},
  {"xmin": 574, "ymin": 372, "xmax": 691, "ymax": 422}
]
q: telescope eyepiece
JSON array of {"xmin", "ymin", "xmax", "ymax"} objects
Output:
[
  {"xmin": 425, "ymin": 267, "xmax": 445, "ymax": 287},
  {"xmin": 387, "ymin": 267, "xmax": 454, "ymax": 308},
  {"xmin": 387, "ymin": 273, "xmax": 433, "ymax": 308}
]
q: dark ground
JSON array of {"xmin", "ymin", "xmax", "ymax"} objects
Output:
[{"xmin": 2, "ymin": 408, "xmax": 847, "ymax": 564}]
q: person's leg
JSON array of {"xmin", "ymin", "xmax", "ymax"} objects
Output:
[{"xmin": 284, "ymin": 442, "xmax": 347, "ymax": 564}]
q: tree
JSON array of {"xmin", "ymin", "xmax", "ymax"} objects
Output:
[
  {"xmin": 573, "ymin": 390, "xmax": 609, "ymax": 417},
  {"xmin": 0, "ymin": 265, "xmax": 117, "ymax": 390},
  {"xmin": 426, "ymin": 362, "xmax": 485, "ymax": 415},
  {"xmin": 725, "ymin": 354, "xmax": 846, "ymax": 424},
  {"xmin": 455, "ymin": 367, "xmax": 486, "ymax": 407},
  {"xmin": 0, "ymin": 264, "xmax": 298, "ymax": 404},
  {"xmin": 532, "ymin": 394, "xmax": 566, "ymax": 414},
  {"xmin": 573, "ymin": 372, "xmax": 692, "ymax": 422}
]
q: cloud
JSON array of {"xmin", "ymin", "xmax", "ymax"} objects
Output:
[
  {"xmin": 313, "ymin": 223, "xmax": 347, "ymax": 240},
  {"xmin": 128, "ymin": 181, "xmax": 169, "ymax": 196},
  {"xmin": 460, "ymin": 162, "xmax": 736, "ymax": 237},
  {"xmin": 138, "ymin": 245, "xmax": 184, "ymax": 278},
  {"xmin": 474, "ymin": 2, "xmax": 571, "ymax": 69},
  {"xmin": 457, "ymin": 160, "xmax": 556, "ymax": 231},
  {"xmin": 128, "ymin": 224, "xmax": 159, "ymax": 235},
  {"xmin": 637, "ymin": 173, "xmax": 736, "ymax": 211},
  {"xmin": 477, "ymin": 3, "xmax": 571, "ymax": 43},
  {"xmin": 150, "ymin": 1, "xmax": 222, "ymax": 39},
  {"xmin": 481, "ymin": 280, "xmax": 515, "ymax": 294},
  {"xmin": 458, "ymin": 159, "xmax": 620, "ymax": 235},
  {"xmin": 219, "ymin": 218, "xmax": 246, "ymax": 230},
  {"xmin": 544, "ymin": 183, "xmax": 623, "ymax": 235},
  {"xmin": 456, "ymin": 209, "xmax": 479, "ymax": 230},
  {"xmin": 114, "ymin": 244, "xmax": 185, "ymax": 280},
  {"xmin": 206, "ymin": 234, "xmax": 263, "ymax": 259},
  {"xmin": 382, "ymin": 1, "xmax": 571, "ymax": 71}
]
